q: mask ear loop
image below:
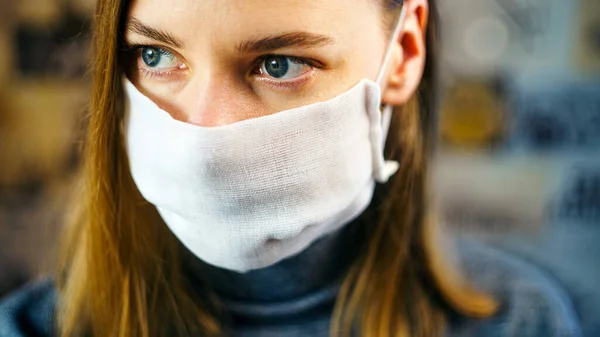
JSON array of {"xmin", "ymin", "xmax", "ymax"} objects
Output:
[{"xmin": 373, "ymin": 4, "xmax": 408, "ymax": 183}]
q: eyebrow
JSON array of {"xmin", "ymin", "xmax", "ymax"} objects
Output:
[
  {"xmin": 235, "ymin": 32, "xmax": 334, "ymax": 54},
  {"xmin": 126, "ymin": 17, "xmax": 184, "ymax": 48}
]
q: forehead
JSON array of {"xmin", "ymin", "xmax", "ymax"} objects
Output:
[{"xmin": 126, "ymin": 0, "xmax": 383, "ymax": 48}]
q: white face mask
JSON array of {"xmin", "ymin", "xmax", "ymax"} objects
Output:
[{"xmin": 124, "ymin": 7, "xmax": 407, "ymax": 272}]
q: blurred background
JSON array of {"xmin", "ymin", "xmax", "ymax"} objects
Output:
[
  {"xmin": 433, "ymin": 2, "xmax": 600, "ymax": 336},
  {"xmin": 0, "ymin": 0, "xmax": 598, "ymax": 335}
]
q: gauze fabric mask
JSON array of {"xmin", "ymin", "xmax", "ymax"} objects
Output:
[{"xmin": 125, "ymin": 7, "xmax": 407, "ymax": 272}]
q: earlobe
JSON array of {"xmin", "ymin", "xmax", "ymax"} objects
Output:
[{"xmin": 381, "ymin": 1, "xmax": 428, "ymax": 107}]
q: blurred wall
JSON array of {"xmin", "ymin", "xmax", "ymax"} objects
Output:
[
  {"xmin": 435, "ymin": 0, "xmax": 600, "ymax": 233},
  {"xmin": 434, "ymin": 1, "xmax": 600, "ymax": 335},
  {"xmin": 0, "ymin": 0, "xmax": 92, "ymax": 296}
]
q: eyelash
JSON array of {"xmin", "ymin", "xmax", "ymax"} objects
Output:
[
  {"xmin": 124, "ymin": 44, "xmax": 322, "ymax": 88},
  {"xmin": 139, "ymin": 67, "xmax": 179, "ymax": 80}
]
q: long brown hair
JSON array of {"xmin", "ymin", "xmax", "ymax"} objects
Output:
[{"xmin": 57, "ymin": 1, "xmax": 498, "ymax": 336}]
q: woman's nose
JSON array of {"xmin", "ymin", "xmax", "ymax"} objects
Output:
[{"xmin": 175, "ymin": 76, "xmax": 264, "ymax": 127}]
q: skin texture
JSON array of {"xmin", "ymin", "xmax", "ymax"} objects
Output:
[{"xmin": 125, "ymin": 0, "xmax": 428, "ymax": 126}]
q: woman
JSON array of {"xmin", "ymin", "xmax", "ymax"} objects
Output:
[{"xmin": 0, "ymin": 0, "xmax": 582, "ymax": 336}]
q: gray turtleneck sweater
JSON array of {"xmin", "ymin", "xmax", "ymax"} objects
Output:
[{"xmin": 0, "ymin": 220, "xmax": 583, "ymax": 337}]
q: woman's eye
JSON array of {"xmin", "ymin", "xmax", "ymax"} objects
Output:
[
  {"xmin": 139, "ymin": 47, "xmax": 181, "ymax": 70},
  {"xmin": 260, "ymin": 55, "xmax": 312, "ymax": 80}
]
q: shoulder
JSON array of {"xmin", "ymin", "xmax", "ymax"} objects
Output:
[
  {"xmin": 0, "ymin": 279, "xmax": 56, "ymax": 337},
  {"xmin": 446, "ymin": 239, "xmax": 583, "ymax": 337}
]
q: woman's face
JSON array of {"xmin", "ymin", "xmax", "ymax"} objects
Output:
[{"xmin": 124, "ymin": 0, "xmax": 392, "ymax": 126}]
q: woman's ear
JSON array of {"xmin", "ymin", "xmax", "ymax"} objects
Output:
[{"xmin": 381, "ymin": 0, "xmax": 429, "ymax": 106}]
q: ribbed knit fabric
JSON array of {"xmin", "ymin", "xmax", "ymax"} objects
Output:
[{"xmin": 0, "ymin": 221, "xmax": 583, "ymax": 337}]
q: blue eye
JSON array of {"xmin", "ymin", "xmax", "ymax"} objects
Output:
[
  {"xmin": 140, "ymin": 47, "xmax": 179, "ymax": 69},
  {"xmin": 261, "ymin": 55, "xmax": 311, "ymax": 80}
]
